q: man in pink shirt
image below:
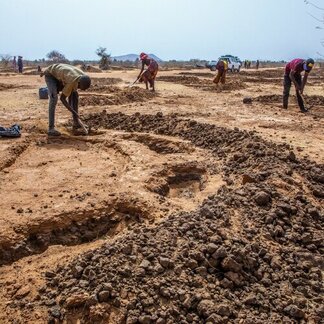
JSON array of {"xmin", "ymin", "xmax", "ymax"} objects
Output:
[{"xmin": 283, "ymin": 58, "xmax": 314, "ymax": 112}]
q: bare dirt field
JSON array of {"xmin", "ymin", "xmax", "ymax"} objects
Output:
[{"xmin": 0, "ymin": 66, "xmax": 323, "ymax": 323}]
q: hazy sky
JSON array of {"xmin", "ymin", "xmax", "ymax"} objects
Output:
[{"xmin": 0, "ymin": 0, "xmax": 322, "ymax": 61}]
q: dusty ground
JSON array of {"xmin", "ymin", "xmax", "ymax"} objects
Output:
[{"xmin": 0, "ymin": 66, "xmax": 323, "ymax": 324}]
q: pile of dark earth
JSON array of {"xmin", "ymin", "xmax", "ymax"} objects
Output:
[
  {"xmin": 23, "ymin": 112, "xmax": 323, "ymax": 323},
  {"xmin": 157, "ymin": 76, "xmax": 245, "ymax": 92},
  {"xmin": 254, "ymin": 94, "xmax": 324, "ymax": 107}
]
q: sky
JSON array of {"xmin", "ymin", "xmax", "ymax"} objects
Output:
[{"xmin": 0, "ymin": 0, "xmax": 323, "ymax": 61}]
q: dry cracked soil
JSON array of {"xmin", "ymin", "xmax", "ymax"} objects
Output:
[{"xmin": 0, "ymin": 66, "xmax": 323, "ymax": 324}]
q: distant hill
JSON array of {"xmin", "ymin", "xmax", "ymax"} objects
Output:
[{"xmin": 112, "ymin": 54, "xmax": 163, "ymax": 62}]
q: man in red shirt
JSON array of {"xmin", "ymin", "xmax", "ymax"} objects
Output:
[
  {"xmin": 137, "ymin": 52, "xmax": 159, "ymax": 92},
  {"xmin": 283, "ymin": 58, "xmax": 314, "ymax": 112}
]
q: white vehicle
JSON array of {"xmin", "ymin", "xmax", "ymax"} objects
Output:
[
  {"xmin": 206, "ymin": 55, "xmax": 242, "ymax": 72},
  {"xmin": 219, "ymin": 55, "xmax": 242, "ymax": 72}
]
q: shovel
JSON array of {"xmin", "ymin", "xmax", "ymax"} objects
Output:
[
  {"xmin": 298, "ymin": 91, "xmax": 309, "ymax": 111},
  {"xmin": 129, "ymin": 76, "xmax": 140, "ymax": 88},
  {"xmin": 64, "ymin": 106, "xmax": 89, "ymax": 135}
]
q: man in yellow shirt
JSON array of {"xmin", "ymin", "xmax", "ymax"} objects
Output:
[
  {"xmin": 42, "ymin": 63, "xmax": 91, "ymax": 136},
  {"xmin": 213, "ymin": 60, "xmax": 228, "ymax": 86}
]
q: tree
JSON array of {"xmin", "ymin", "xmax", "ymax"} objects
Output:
[
  {"xmin": 96, "ymin": 47, "xmax": 111, "ymax": 70},
  {"xmin": 0, "ymin": 54, "xmax": 11, "ymax": 67},
  {"xmin": 46, "ymin": 50, "xmax": 68, "ymax": 63}
]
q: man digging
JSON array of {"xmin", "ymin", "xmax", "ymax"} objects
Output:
[
  {"xmin": 283, "ymin": 58, "xmax": 314, "ymax": 113},
  {"xmin": 137, "ymin": 52, "xmax": 159, "ymax": 92},
  {"xmin": 213, "ymin": 59, "xmax": 228, "ymax": 88},
  {"xmin": 41, "ymin": 63, "xmax": 91, "ymax": 136}
]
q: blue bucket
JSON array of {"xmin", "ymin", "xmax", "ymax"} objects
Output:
[{"xmin": 39, "ymin": 87, "xmax": 48, "ymax": 99}]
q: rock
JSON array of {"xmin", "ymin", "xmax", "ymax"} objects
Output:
[
  {"xmin": 65, "ymin": 292, "xmax": 90, "ymax": 308},
  {"xmin": 15, "ymin": 286, "xmax": 31, "ymax": 299},
  {"xmin": 243, "ymin": 293, "xmax": 259, "ymax": 305},
  {"xmin": 221, "ymin": 257, "xmax": 242, "ymax": 272},
  {"xmin": 287, "ymin": 151, "xmax": 297, "ymax": 162},
  {"xmin": 195, "ymin": 266, "xmax": 208, "ymax": 276},
  {"xmin": 242, "ymin": 174, "xmax": 257, "ymax": 185},
  {"xmin": 72, "ymin": 265, "xmax": 84, "ymax": 278},
  {"xmin": 139, "ymin": 259, "xmax": 151, "ymax": 269},
  {"xmin": 85, "ymin": 294, "xmax": 98, "ymax": 306},
  {"xmin": 186, "ymin": 259, "xmax": 198, "ymax": 269},
  {"xmin": 79, "ymin": 280, "xmax": 89, "ymax": 288},
  {"xmin": 313, "ymin": 187, "xmax": 324, "ymax": 198},
  {"xmin": 206, "ymin": 313, "xmax": 224, "ymax": 324},
  {"xmin": 206, "ymin": 243, "xmax": 218, "ymax": 254},
  {"xmin": 212, "ymin": 247, "xmax": 227, "ymax": 260},
  {"xmin": 277, "ymin": 202, "xmax": 292, "ymax": 214},
  {"xmin": 220, "ymin": 278, "xmax": 233, "ymax": 289},
  {"xmin": 255, "ymin": 191, "xmax": 271, "ymax": 206},
  {"xmin": 159, "ymin": 257, "xmax": 171, "ymax": 268},
  {"xmin": 44, "ymin": 271, "xmax": 56, "ymax": 278},
  {"xmin": 284, "ymin": 305, "xmax": 305, "ymax": 319},
  {"xmin": 122, "ymin": 243, "xmax": 133, "ymax": 255},
  {"xmin": 138, "ymin": 315, "xmax": 152, "ymax": 324},
  {"xmin": 243, "ymin": 97, "xmax": 253, "ymax": 104},
  {"xmin": 97, "ymin": 290, "xmax": 110, "ymax": 302},
  {"xmin": 215, "ymin": 304, "xmax": 231, "ymax": 316},
  {"xmin": 224, "ymin": 271, "xmax": 243, "ymax": 285},
  {"xmin": 49, "ymin": 306, "xmax": 61, "ymax": 319},
  {"xmin": 197, "ymin": 299, "xmax": 215, "ymax": 318},
  {"xmin": 44, "ymin": 299, "xmax": 57, "ymax": 306}
]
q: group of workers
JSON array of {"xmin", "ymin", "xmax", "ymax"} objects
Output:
[
  {"xmin": 213, "ymin": 57, "xmax": 314, "ymax": 113},
  {"xmin": 38, "ymin": 53, "xmax": 314, "ymax": 136},
  {"xmin": 40, "ymin": 52, "xmax": 158, "ymax": 136},
  {"xmin": 12, "ymin": 56, "xmax": 23, "ymax": 73}
]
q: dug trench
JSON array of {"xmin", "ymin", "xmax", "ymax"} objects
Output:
[
  {"xmin": 0, "ymin": 132, "xmax": 219, "ymax": 268},
  {"xmin": 0, "ymin": 202, "xmax": 148, "ymax": 267},
  {"xmin": 6, "ymin": 112, "xmax": 322, "ymax": 323}
]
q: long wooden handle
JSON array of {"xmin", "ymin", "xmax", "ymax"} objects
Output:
[{"xmin": 64, "ymin": 105, "xmax": 89, "ymax": 135}]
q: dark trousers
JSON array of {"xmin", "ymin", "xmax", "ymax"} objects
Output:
[
  {"xmin": 213, "ymin": 69, "xmax": 226, "ymax": 84},
  {"xmin": 68, "ymin": 91, "xmax": 80, "ymax": 126},
  {"xmin": 283, "ymin": 74, "xmax": 305, "ymax": 111},
  {"xmin": 45, "ymin": 75, "xmax": 79, "ymax": 129}
]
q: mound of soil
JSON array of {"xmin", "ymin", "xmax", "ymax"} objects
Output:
[
  {"xmin": 86, "ymin": 77, "xmax": 123, "ymax": 93},
  {"xmin": 254, "ymin": 94, "xmax": 283, "ymax": 104},
  {"xmin": 0, "ymin": 83, "xmax": 15, "ymax": 91},
  {"xmin": 254, "ymin": 94, "xmax": 324, "ymax": 107},
  {"xmin": 305, "ymin": 95, "xmax": 324, "ymax": 106},
  {"xmin": 37, "ymin": 113, "xmax": 323, "ymax": 323},
  {"xmin": 91, "ymin": 78, "xmax": 122, "ymax": 86},
  {"xmin": 0, "ymin": 83, "xmax": 26, "ymax": 91},
  {"xmin": 81, "ymin": 65, "xmax": 102, "ymax": 73},
  {"xmin": 178, "ymin": 72, "xmax": 215, "ymax": 78},
  {"xmin": 157, "ymin": 75, "xmax": 245, "ymax": 92},
  {"xmin": 240, "ymin": 69, "xmax": 284, "ymax": 78},
  {"xmin": 80, "ymin": 87, "xmax": 156, "ymax": 106},
  {"xmin": 87, "ymin": 78, "xmax": 123, "ymax": 93},
  {"xmin": 158, "ymin": 75, "xmax": 202, "ymax": 84},
  {"xmin": 23, "ymin": 70, "xmax": 40, "ymax": 75}
]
